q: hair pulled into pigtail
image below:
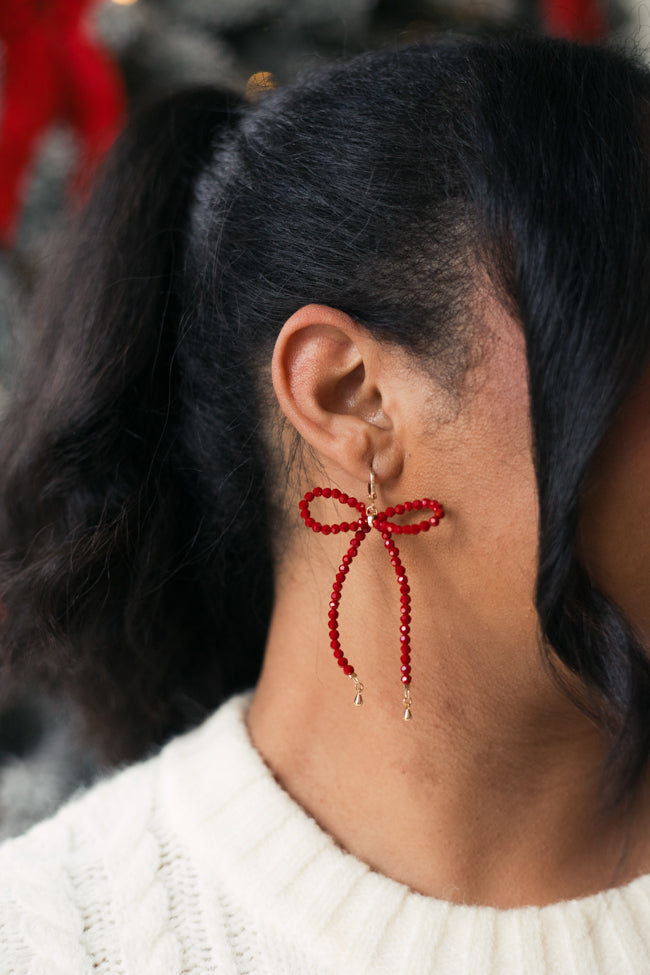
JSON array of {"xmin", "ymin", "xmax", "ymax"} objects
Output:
[
  {"xmin": 0, "ymin": 88, "xmax": 271, "ymax": 759},
  {"xmin": 1, "ymin": 38, "xmax": 650, "ymax": 796}
]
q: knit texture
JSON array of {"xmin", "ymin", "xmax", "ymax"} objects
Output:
[{"xmin": 2, "ymin": 693, "xmax": 650, "ymax": 974}]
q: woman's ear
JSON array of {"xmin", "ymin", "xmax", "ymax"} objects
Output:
[{"xmin": 271, "ymin": 304, "xmax": 403, "ymax": 484}]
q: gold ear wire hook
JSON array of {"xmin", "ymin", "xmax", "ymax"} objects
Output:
[
  {"xmin": 368, "ymin": 467, "xmax": 377, "ymax": 500},
  {"xmin": 366, "ymin": 467, "xmax": 378, "ymax": 527}
]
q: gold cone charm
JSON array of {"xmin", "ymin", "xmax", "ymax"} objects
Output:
[
  {"xmin": 351, "ymin": 674, "xmax": 364, "ymax": 707},
  {"xmin": 354, "ymin": 691, "xmax": 363, "ymax": 707},
  {"xmin": 403, "ymin": 706, "xmax": 412, "ymax": 721},
  {"xmin": 403, "ymin": 687, "xmax": 412, "ymax": 721}
]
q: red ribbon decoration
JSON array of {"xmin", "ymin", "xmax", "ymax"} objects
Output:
[
  {"xmin": 0, "ymin": 0, "xmax": 126, "ymax": 245},
  {"xmin": 299, "ymin": 486, "xmax": 444, "ymax": 717}
]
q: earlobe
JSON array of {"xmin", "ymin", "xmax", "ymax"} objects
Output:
[{"xmin": 271, "ymin": 304, "xmax": 401, "ymax": 482}]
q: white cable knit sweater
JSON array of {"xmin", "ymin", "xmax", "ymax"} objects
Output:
[{"xmin": 2, "ymin": 693, "xmax": 650, "ymax": 974}]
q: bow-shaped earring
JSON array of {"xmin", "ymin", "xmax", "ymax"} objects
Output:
[{"xmin": 298, "ymin": 470, "xmax": 444, "ymax": 720}]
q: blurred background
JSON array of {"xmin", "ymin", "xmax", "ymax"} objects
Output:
[{"xmin": 0, "ymin": 0, "xmax": 648, "ymax": 839}]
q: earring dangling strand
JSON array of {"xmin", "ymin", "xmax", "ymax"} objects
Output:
[{"xmin": 298, "ymin": 469, "xmax": 444, "ymax": 720}]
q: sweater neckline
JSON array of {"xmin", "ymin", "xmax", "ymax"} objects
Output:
[{"xmin": 159, "ymin": 693, "xmax": 650, "ymax": 973}]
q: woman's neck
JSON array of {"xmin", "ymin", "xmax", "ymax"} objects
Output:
[{"xmin": 248, "ymin": 547, "xmax": 650, "ymax": 909}]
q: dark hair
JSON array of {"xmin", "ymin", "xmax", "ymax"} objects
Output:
[{"xmin": 0, "ymin": 36, "xmax": 649, "ymax": 793}]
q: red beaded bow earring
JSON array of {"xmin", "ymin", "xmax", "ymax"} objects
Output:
[{"xmin": 298, "ymin": 468, "xmax": 444, "ymax": 720}]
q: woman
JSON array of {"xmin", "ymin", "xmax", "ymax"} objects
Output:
[{"xmin": 0, "ymin": 33, "xmax": 649, "ymax": 973}]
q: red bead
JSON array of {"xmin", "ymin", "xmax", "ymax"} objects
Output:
[
  {"xmin": 400, "ymin": 624, "xmax": 409, "ymax": 634},
  {"xmin": 343, "ymin": 664, "xmax": 354, "ymax": 676},
  {"xmin": 342, "ymin": 555, "xmax": 352, "ymax": 565},
  {"xmin": 322, "ymin": 487, "xmax": 331, "ymax": 498},
  {"xmin": 328, "ymin": 608, "xmax": 338, "ymax": 618},
  {"xmin": 314, "ymin": 487, "xmax": 323, "ymax": 497},
  {"xmin": 400, "ymin": 653, "xmax": 410, "ymax": 664},
  {"xmin": 397, "ymin": 574, "xmax": 406, "ymax": 584},
  {"xmin": 305, "ymin": 491, "xmax": 314, "ymax": 501},
  {"xmin": 338, "ymin": 564, "xmax": 348, "ymax": 574},
  {"xmin": 381, "ymin": 532, "xmax": 390, "ymax": 541},
  {"xmin": 329, "ymin": 600, "xmax": 338, "ymax": 610},
  {"xmin": 400, "ymin": 664, "xmax": 411, "ymax": 676},
  {"xmin": 404, "ymin": 501, "xmax": 413, "ymax": 511},
  {"xmin": 400, "ymin": 635, "xmax": 409, "ymax": 645},
  {"xmin": 400, "ymin": 584, "xmax": 410, "ymax": 595},
  {"xmin": 333, "ymin": 649, "xmax": 343, "ymax": 659},
  {"xmin": 340, "ymin": 522, "xmax": 350, "ymax": 532},
  {"xmin": 401, "ymin": 675, "xmax": 411, "ymax": 685},
  {"xmin": 322, "ymin": 525, "xmax": 331, "ymax": 535},
  {"xmin": 314, "ymin": 522, "xmax": 322, "ymax": 532},
  {"xmin": 393, "ymin": 525, "xmax": 402, "ymax": 534},
  {"xmin": 299, "ymin": 499, "xmax": 308, "ymax": 509},
  {"xmin": 384, "ymin": 539, "xmax": 392, "ymax": 548},
  {"xmin": 385, "ymin": 506, "xmax": 395, "ymax": 517},
  {"xmin": 332, "ymin": 488, "xmax": 341, "ymax": 499},
  {"xmin": 305, "ymin": 518, "xmax": 315, "ymax": 529},
  {"xmin": 347, "ymin": 497, "xmax": 357, "ymax": 507},
  {"xmin": 330, "ymin": 639, "xmax": 340, "ymax": 650},
  {"xmin": 335, "ymin": 573, "xmax": 345, "ymax": 583},
  {"xmin": 395, "ymin": 504, "xmax": 405, "ymax": 515},
  {"xmin": 429, "ymin": 517, "xmax": 439, "ymax": 526},
  {"xmin": 338, "ymin": 656, "xmax": 349, "ymax": 668},
  {"xmin": 331, "ymin": 525, "xmax": 340, "ymax": 534},
  {"xmin": 332, "ymin": 582, "xmax": 342, "ymax": 592},
  {"xmin": 355, "ymin": 530, "xmax": 365, "ymax": 541},
  {"xmin": 413, "ymin": 500, "xmax": 422, "ymax": 510},
  {"xmin": 400, "ymin": 612, "xmax": 411, "ymax": 624},
  {"xmin": 420, "ymin": 522, "xmax": 430, "ymax": 531}
]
